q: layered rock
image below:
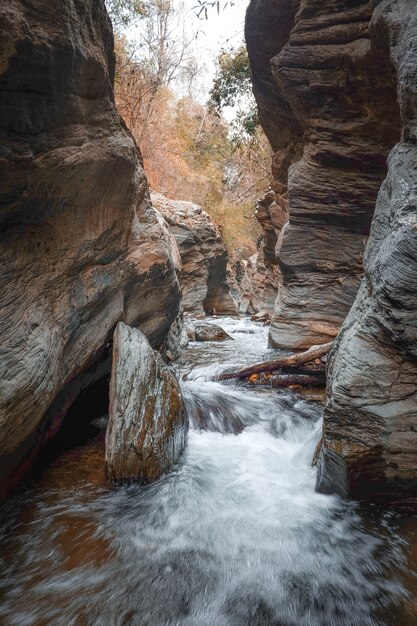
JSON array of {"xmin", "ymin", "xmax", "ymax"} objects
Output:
[
  {"xmin": 229, "ymin": 250, "xmax": 278, "ymax": 315},
  {"xmin": 105, "ymin": 323, "xmax": 188, "ymax": 483},
  {"xmin": 318, "ymin": 3, "xmax": 417, "ymax": 502},
  {"xmin": 228, "ymin": 190, "xmax": 283, "ymax": 316},
  {"xmin": 0, "ymin": 0, "xmax": 180, "ymax": 497},
  {"xmin": 246, "ymin": 0, "xmax": 401, "ymax": 349},
  {"xmin": 151, "ymin": 193, "xmax": 236, "ymax": 315}
]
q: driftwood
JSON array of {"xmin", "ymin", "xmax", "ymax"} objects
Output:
[
  {"xmin": 245, "ymin": 374, "xmax": 325, "ymax": 388},
  {"xmin": 218, "ymin": 342, "xmax": 332, "ymax": 382},
  {"xmin": 281, "ymin": 363, "xmax": 325, "ymax": 376}
]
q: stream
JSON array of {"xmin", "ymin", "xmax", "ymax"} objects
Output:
[{"xmin": 0, "ymin": 317, "xmax": 416, "ymax": 625}]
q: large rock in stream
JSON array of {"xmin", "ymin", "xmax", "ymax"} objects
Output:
[
  {"xmin": 187, "ymin": 322, "xmax": 233, "ymax": 343},
  {"xmin": 151, "ymin": 193, "xmax": 236, "ymax": 315},
  {"xmin": 106, "ymin": 323, "xmax": 188, "ymax": 483},
  {"xmin": 0, "ymin": 0, "xmax": 180, "ymax": 498}
]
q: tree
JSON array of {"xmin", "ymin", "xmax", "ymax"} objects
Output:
[
  {"xmin": 208, "ymin": 45, "xmax": 259, "ymax": 146},
  {"xmin": 105, "ymin": 0, "xmax": 146, "ymax": 30},
  {"xmin": 114, "ymin": 0, "xmax": 198, "ymax": 139}
]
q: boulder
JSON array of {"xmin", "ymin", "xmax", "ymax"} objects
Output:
[
  {"xmin": 0, "ymin": 0, "xmax": 180, "ymax": 498},
  {"xmin": 151, "ymin": 192, "xmax": 236, "ymax": 315},
  {"xmin": 187, "ymin": 322, "xmax": 233, "ymax": 342},
  {"xmin": 105, "ymin": 323, "xmax": 188, "ymax": 483},
  {"xmin": 317, "ymin": 3, "xmax": 417, "ymax": 502}
]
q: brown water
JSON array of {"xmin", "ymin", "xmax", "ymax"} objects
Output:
[{"xmin": 0, "ymin": 317, "xmax": 417, "ymax": 626}]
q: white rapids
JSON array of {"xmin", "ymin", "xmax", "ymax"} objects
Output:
[{"xmin": 0, "ymin": 317, "xmax": 408, "ymax": 626}]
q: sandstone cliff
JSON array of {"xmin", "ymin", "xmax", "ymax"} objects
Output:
[
  {"xmin": 151, "ymin": 192, "xmax": 236, "ymax": 315},
  {"xmin": 318, "ymin": 2, "xmax": 417, "ymax": 502},
  {"xmin": 246, "ymin": 0, "xmax": 401, "ymax": 350},
  {"xmin": 0, "ymin": 0, "xmax": 180, "ymax": 497}
]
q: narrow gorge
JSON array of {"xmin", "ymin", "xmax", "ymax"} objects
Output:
[{"xmin": 1, "ymin": 0, "xmax": 417, "ymax": 624}]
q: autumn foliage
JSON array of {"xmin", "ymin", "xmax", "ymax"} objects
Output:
[{"xmin": 114, "ymin": 32, "xmax": 271, "ymax": 258}]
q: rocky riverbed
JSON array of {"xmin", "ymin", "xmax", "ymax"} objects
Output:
[{"xmin": 0, "ymin": 318, "xmax": 416, "ymax": 625}]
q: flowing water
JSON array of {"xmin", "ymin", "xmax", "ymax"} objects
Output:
[{"xmin": 0, "ymin": 317, "xmax": 416, "ymax": 625}]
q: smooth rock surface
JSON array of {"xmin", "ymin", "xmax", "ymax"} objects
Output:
[
  {"xmin": 318, "ymin": 2, "xmax": 417, "ymax": 502},
  {"xmin": 246, "ymin": 0, "xmax": 401, "ymax": 349},
  {"xmin": 187, "ymin": 322, "xmax": 233, "ymax": 343},
  {"xmin": 106, "ymin": 323, "xmax": 188, "ymax": 483},
  {"xmin": 0, "ymin": 0, "xmax": 180, "ymax": 497},
  {"xmin": 151, "ymin": 193, "xmax": 236, "ymax": 315}
]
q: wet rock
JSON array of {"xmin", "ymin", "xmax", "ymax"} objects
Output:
[
  {"xmin": 105, "ymin": 323, "xmax": 188, "ymax": 483},
  {"xmin": 251, "ymin": 312, "xmax": 271, "ymax": 324},
  {"xmin": 318, "ymin": 3, "xmax": 417, "ymax": 502},
  {"xmin": 246, "ymin": 0, "xmax": 401, "ymax": 349},
  {"xmin": 0, "ymin": 0, "xmax": 180, "ymax": 498},
  {"xmin": 159, "ymin": 309, "xmax": 189, "ymax": 363},
  {"xmin": 151, "ymin": 193, "xmax": 236, "ymax": 315},
  {"xmin": 187, "ymin": 323, "xmax": 233, "ymax": 342}
]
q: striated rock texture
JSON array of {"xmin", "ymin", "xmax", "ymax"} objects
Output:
[
  {"xmin": 228, "ymin": 251, "xmax": 276, "ymax": 315},
  {"xmin": 151, "ymin": 192, "xmax": 236, "ymax": 315},
  {"xmin": 0, "ymin": 0, "xmax": 180, "ymax": 497},
  {"xmin": 318, "ymin": 2, "xmax": 417, "ymax": 502},
  {"xmin": 228, "ymin": 190, "xmax": 283, "ymax": 316},
  {"xmin": 105, "ymin": 323, "xmax": 188, "ymax": 483},
  {"xmin": 246, "ymin": 0, "xmax": 401, "ymax": 350}
]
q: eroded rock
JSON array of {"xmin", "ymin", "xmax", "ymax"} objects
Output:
[
  {"xmin": 318, "ymin": 3, "xmax": 417, "ymax": 502},
  {"xmin": 0, "ymin": 0, "xmax": 180, "ymax": 498},
  {"xmin": 151, "ymin": 192, "xmax": 236, "ymax": 315},
  {"xmin": 228, "ymin": 189, "xmax": 285, "ymax": 316},
  {"xmin": 246, "ymin": 0, "xmax": 401, "ymax": 349},
  {"xmin": 105, "ymin": 323, "xmax": 188, "ymax": 483}
]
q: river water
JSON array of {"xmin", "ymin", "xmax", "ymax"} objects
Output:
[{"xmin": 0, "ymin": 317, "xmax": 416, "ymax": 625}]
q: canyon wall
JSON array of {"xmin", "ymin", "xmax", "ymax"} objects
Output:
[
  {"xmin": 0, "ymin": 0, "xmax": 180, "ymax": 497},
  {"xmin": 247, "ymin": 0, "xmax": 417, "ymax": 501},
  {"xmin": 318, "ymin": 2, "xmax": 417, "ymax": 502},
  {"xmin": 246, "ymin": 0, "xmax": 401, "ymax": 350},
  {"xmin": 229, "ymin": 190, "xmax": 284, "ymax": 316},
  {"xmin": 151, "ymin": 193, "xmax": 236, "ymax": 315}
]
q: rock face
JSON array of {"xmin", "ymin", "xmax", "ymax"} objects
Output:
[
  {"xmin": 105, "ymin": 323, "xmax": 188, "ymax": 483},
  {"xmin": 246, "ymin": 0, "xmax": 401, "ymax": 350},
  {"xmin": 0, "ymin": 0, "xmax": 180, "ymax": 497},
  {"xmin": 228, "ymin": 189, "xmax": 285, "ymax": 316},
  {"xmin": 317, "ymin": 3, "xmax": 417, "ymax": 502},
  {"xmin": 151, "ymin": 193, "xmax": 236, "ymax": 315}
]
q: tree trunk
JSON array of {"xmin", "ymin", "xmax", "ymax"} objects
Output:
[
  {"xmin": 245, "ymin": 374, "xmax": 325, "ymax": 388},
  {"xmin": 218, "ymin": 342, "xmax": 332, "ymax": 381}
]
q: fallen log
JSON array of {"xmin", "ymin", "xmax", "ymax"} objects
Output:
[
  {"xmin": 218, "ymin": 342, "xmax": 332, "ymax": 381},
  {"xmin": 281, "ymin": 363, "xmax": 325, "ymax": 376},
  {"xmin": 245, "ymin": 374, "xmax": 325, "ymax": 388}
]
